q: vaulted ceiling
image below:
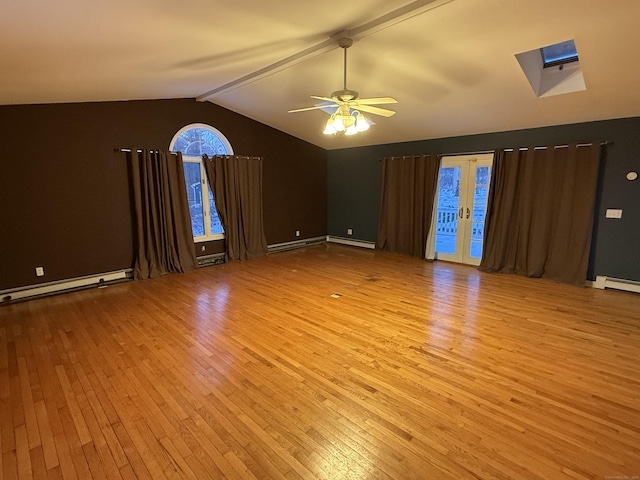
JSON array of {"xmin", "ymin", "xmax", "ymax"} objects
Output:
[{"xmin": 2, "ymin": 0, "xmax": 639, "ymax": 149}]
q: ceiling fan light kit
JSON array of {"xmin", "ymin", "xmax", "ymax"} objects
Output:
[
  {"xmin": 288, "ymin": 36, "xmax": 397, "ymax": 137},
  {"xmin": 324, "ymin": 110, "xmax": 370, "ymax": 135}
]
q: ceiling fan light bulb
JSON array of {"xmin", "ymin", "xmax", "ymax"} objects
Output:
[
  {"xmin": 323, "ymin": 124, "xmax": 337, "ymax": 135},
  {"xmin": 357, "ymin": 121, "xmax": 370, "ymax": 132},
  {"xmin": 333, "ymin": 117, "xmax": 346, "ymax": 131},
  {"xmin": 345, "ymin": 125, "xmax": 358, "ymax": 136},
  {"xmin": 356, "ymin": 113, "xmax": 370, "ymax": 132},
  {"xmin": 323, "ymin": 117, "xmax": 337, "ymax": 134}
]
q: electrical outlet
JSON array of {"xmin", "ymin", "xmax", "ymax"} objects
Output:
[
  {"xmin": 35, "ymin": 266, "xmax": 45, "ymax": 277},
  {"xmin": 347, "ymin": 228, "xmax": 353, "ymax": 236},
  {"xmin": 295, "ymin": 230, "xmax": 300, "ymax": 237},
  {"xmin": 201, "ymin": 245, "xmax": 206, "ymax": 251}
]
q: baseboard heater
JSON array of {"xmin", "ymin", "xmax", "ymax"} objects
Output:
[
  {"xmin": 1, "ymin": 269, "xmax": 132, "ymax": 304},
  {"xmin": 592, "ymin": 275, "xmax": 640, "ymax": 294},
  {"xmin": 268, "ymin": 236, "xmax": 325, "ymax": 254},
  {"xmin": 326, "ymin": 235, "xmax": 376, "ymax": 249},
  {"xmin": 197, "ymin": 253, "xmax": 225, "ymax": 268}
]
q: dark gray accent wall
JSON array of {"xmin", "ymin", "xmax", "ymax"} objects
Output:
[
  {"xmin": 0, "ymin": 99, "xmax": 327, "ymax": 291},
  {"xmin": 328, "ymin": 117, "xmax": 640, "ymax": 282}
]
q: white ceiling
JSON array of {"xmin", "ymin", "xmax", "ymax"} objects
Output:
[{"xmin": 2, "ymin": 0, "xmax": 640, "ymax": 150}]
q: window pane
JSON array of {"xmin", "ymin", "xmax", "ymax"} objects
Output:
[
  {"xmin": 470, "ymin": 165, "xmax": 491, "ymax": 258},
  {"xmin": 541, "ymin": 39, "xmax": 578, "ymax": 67},
  {"xmin": 208, "ymin": 190, "xmax": 224, "ymax": 235},
  {"xmin": 173, "ymin": 127, "xmax": 230, "ymax": 157},
  {"xmin": 469, "ymin": 240, "xmax": 483, "ymax": 259},
  {"xmin": 475, "ymin": 166, "xmax": 490, "ymax": 185},
  {"xmin": 474, "ymin": 185, "xmax": 488, "ymax": 204},
  {"xmin": 435, "ymin": 166, "xmax": 461, "ymax": 255},
  {"xmin": 182, "ymin": 163, "xmax": 204, "ymax": 237},
  {"xmin": 472, "ymin": 205, "xmax": 486, "ymax": 241}
]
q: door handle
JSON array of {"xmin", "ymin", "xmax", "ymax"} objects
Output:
[
  {"xmin": 466, "ymin": 207, "xmax": 470, "ymax": 219},
  {"xmin": 458, "ymin": 207, "xmax": 463, "ymax": 219}
]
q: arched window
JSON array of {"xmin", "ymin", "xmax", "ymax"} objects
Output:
[{"xmin": 170, "ymin": 124, "xmax": 232, "ymax": 241}]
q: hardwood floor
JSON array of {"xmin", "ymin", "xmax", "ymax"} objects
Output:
[{"xmin": 1, "ymin": 243, "xmax": 639, "ymax": 479}]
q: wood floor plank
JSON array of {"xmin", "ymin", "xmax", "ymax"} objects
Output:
[
  {"xmin": 110, "ymin": 421, "xmax": 153, "ymax": 480},
  {"xmin": 77, "ymin": 397, "xmax": 123, "ymax": 479},
  {"xmin": 57, "ymin": 403, "xmax": 91, "ymax": 480},
  {"xmin": 15, "ymin": 423, "xmax": 32, "ymax": 479},
  {"xmin": 3, "ymin": 449, "xmax": 18, "ymax": 480},
  {"xmin": 28, "ymin": 445, "xmax": 47, "ymax": 480},
  {"xmin": 34, "ymin": 400, "xmax": 59, "ymax": 471},
  {"xmin": 1, "ymin": 244, "xmax": 639, "ymax": 479}
]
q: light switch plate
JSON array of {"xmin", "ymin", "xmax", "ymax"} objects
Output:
[{"xmin": 605, "ymin": 209, "xmax": 623, "ymax": 219}]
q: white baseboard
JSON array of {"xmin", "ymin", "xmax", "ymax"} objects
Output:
[
  {"xmin": 326, "ymin": 235, "xmax": 376, "ymax": 249},
  {"xmin": 268, "ymin": 236, "xmax": 325, "ymax": 253},
  {"xmin": 1, "ymin": 269, "xmax": 132, "ymax": 303},
  {"xmin": 590, "ymin": 275, "xmax": 640, "ymax": 294}
]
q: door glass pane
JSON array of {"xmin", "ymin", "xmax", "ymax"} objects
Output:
[
  {"xmin": 208, "ymin": 190, "xmax": 224, "ymax": 235},
  {"xmin": 469, "ymin": 166, "xmax": 491, "ymax": 259},
  {"xmin": 475, "ymin": 165, "xmax": 491, "ymax": 186},
  {"xmin": 182, "ymin": 163, "xmax": 205, "ymax": 237},
  {"xmin": 435, "ymin": 167, "xmax": 461, "ymax": 255}
]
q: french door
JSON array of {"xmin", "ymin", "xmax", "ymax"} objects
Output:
[{"xmin": 434, "ymin": 153, "xmax": 493, "ymax": 266}]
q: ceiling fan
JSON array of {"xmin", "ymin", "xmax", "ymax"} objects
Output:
[{"xmin": 287, "ymin": 37, "xmax": 398, "ymax": 135}]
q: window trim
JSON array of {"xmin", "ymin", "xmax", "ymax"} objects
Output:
[{"xmin": 169, "ymin": 123, "xmax": 233, "ymax": 242}]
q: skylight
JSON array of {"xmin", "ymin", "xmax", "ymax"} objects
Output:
[
  {"xmin": 515, "ymin": 39, "xmax": 585, "ymax": 98},
  {"xmin": 540, "ymin": 40, "xmax": 579, "ymax": 68}
]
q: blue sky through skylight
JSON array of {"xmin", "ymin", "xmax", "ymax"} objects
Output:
[{"xmin": 541, "ymin": 39, "xmax": 579, "ymax": 67}]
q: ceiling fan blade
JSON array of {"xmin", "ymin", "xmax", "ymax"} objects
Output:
[
  {"xmin": 353, "ymin": 104, "xmax": 396, "ymax": 117},
  {"xmin": 354, "ymin": 97, "xmax": 398, "ymax": 105},
  {"xmin": 288, "ymin": 104, "xmax": 338, "ymax": 113},
  {"xmin": 310, "ymin": 95, "xmax": 339, "ymax": 103}
]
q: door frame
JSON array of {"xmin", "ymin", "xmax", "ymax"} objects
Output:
[{"xmin": 434, "ymin": 153, "xmax": 493, "ymax": 266}]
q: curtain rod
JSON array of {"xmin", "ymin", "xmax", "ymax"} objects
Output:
[
  {"xmin": 441, "ymin": 149, "xmax": 496, "ymax": 156},
  {"xmin": 117, "ymin": 149, "xmax": 262, "ymax": 159},
  {"xmin": 203, "ymin": 155, "xmax": 263, "ymax": 160},
  {"xmin": 378, "ymin": 150, "xmax": 499, "ymax": 162},
  {"xmin": 116, "ymin": 148, "xmax": 178, "ymax": 154},
  {"xmin": 378, "ymin": 140, "xmax": 612, "ymax": 161},
  {"xmin": 503, "ymin": 140, "xmax": 612, "ymax": 152}
]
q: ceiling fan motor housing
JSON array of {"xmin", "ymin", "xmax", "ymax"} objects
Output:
[
  {"xmin": 287, "ymin": 34, "xmax": 397, "ymax": 123},
  {"xmin": 331, "ymin": 89, "xmax": 359, "ymax": 102}
]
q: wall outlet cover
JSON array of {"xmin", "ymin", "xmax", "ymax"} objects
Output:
[{"xmin": 605, "ymin": 209, "xmax": 623, "ymax": 219}]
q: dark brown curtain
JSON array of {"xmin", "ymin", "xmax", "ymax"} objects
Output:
[
  {"xmin": 128, "ymin": 149, "xmax": 196, "ymax": 279},
  {"xmin": 479, "ymin": 143, "xmax": 601, "ymax": 286},
  {"xmin": 202, "ymin": 155, "xmax": 268, "ymax": 261},
  {"xmin": 376, "ymin": 154, "xmax": 441, "ymax": 258}
]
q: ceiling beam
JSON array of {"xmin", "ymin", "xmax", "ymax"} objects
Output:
[
  {"xmin": 196, "ymin": 39, "xmax": 337, "ymax": 101},
  {"xmin": 197, "ymin": 0, "xmax": 454, "ymax": 102},
  {"xmin": 349, "ymin": 0, "xmax": 454, "ymax": 40}
]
